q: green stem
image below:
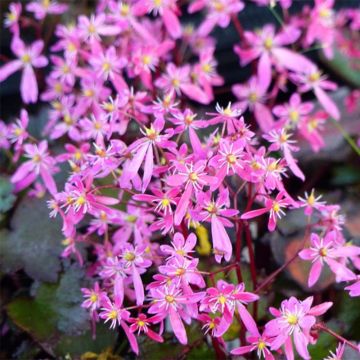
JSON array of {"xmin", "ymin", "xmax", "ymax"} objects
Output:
[{"xmin": 331, "ymin": 118, "xmax": 360, "ymax": 157}]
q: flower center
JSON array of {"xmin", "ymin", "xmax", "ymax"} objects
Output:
[
  {"xmin": 223, "ymin": 105, "xmax": 233, "ymax": 116},
  {"xmin": 258, "ymin": 340, "xmax": 266, "ymax": 350},
  {"xmin": 165, "ymin": 295, "xmax": 175, "ymax": 303},
  {"xmin": 264, "ymin": 37, "xmax": 273, "ymax": 50},
  {"xmin": 213, "ymin": 1, "xmax": 225, "ymax": 12},
  {"xmin": 120, "ymin": 3, "xmax": 130, "ymax": 16},
  {"xmin": 124, "ymin": 252, "xmax": 136, "ymax": 262},
  {"xmin": 145, "ymin": 126, "xmax": 158, "ymax": 141},
  {"xmin": 161, "ymin": 198, "xmax": 170, "ymax": 207},
  {"xmin": 108, "ymin": 310, "xmax": 118, "ymax": 319},
  {"xmin": 218, "ymin": 295, "xmax": 227, "ymax": 305},
  {"xmin": 248, "ymin": 92, "xmax": 258, "ymax": 103},
  {"xmin": 21, "ymin": 53, "xmax": 31, "ymax": 64},
  {"xmin": 64, "ymin": 114, "xmax": 73, "ymax": 125},
  {"xmin": 189, "ymin": 172, "xmax": 198, "ymax": 182},
  {"xmin": 33, "ymin": 154, "xmax": 42, "ymax": 163},
  {"xmin": 90, "ymin": 293, "xmax": 98, "ymax": 303},
  {"xmin": 102, "ymin": 62, "xmax": 112, "ymax": 72},
  {"xmin": 172, "ymin": 78, "xmax": 180, "ymax": 88},
  {"xmin": 319, "ymin": 247, "xmax": 327, "ymax": 257},
  {"xmin": 142, "ymin": 54, "xmax": 152, "ymax": 65},
  {"xmin": 137, "ymin": 320, "xmax": 145, "ymax": 327},
  {"xmin": 42, "ymin": 0, "xmax": 51, "ymax": 9},
  {"xmin": 206, "ymin": 203, "xmax": 218, "ymax": 214},
  {"xmin": 83, "ymin": 89, "xmax": 94, "ymax": 98},
  {"xmin": 309, "ymin": 71, "xmax": 321, "ymax": 83},
  {"xmin": 226, "ymin": 153, "xmax": 237, "ymax": 164},
  {"xmin": 272, "ymin": 202, "xmax": 280, "ymax": 213},
  {"xmin": 289, "ymin": 110, "xmax": 299, "ymax": 123},
  {"xmin": 202, "ymin": 63, "xmax": 212, "ymax": 73},
  {"xmin": 286, "ymin": 313, "xmax": 298, "ymax": 325},
  {"xmin": 175, "ymin": 268, "xmax": 186, "ymax": 276},
  {"xmin": 88, "ymin": 23, "xmax": 96, "ymax": 34},
  {"xmin": 126, "ymin": 215, "xmax": 137, "ymax": 223}
]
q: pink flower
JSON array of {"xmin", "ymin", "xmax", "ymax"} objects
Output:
[
  {"xmin": 128, "ymin": 314, "xmax": 164, "ymax": 343},
  {"xmin": 99, "ymin": 295, "xmax": 139, "ymax": 354},
  {"xmin": 148, "ymin": 284, "xmax": 204, "ymax": 344},
  {"xmin": 160, "ymin": 232, "xmax": 197, "ymax": 259},
  {"xmin": 78, "ymin": 14, "xmax": 120, "ymax": 43},
  {"xmin": 265, "ymin": 296, "xmax": 332, "ymax": 360},
  {"xmin": 345, "ymin": 278, "xmax": 360, "ymax": 297},
  {"xmin": 8, "ymin": 109, "xmax": 29, "ymax": 148},
  {"xmin": 290, "ymin": 64, "xmax": 340, "ymax": 120},
  {"xmin": 273, "ymin": 93, "xmax": 314, "ymax": 129},
  {"xmin": 120, "ymin": 244, "xmax": 152, "ymax": 305},
  {"xmin": 4, "ymin": 2, "xmax": 22, "ymax": 35},
  {"xmin": 11, "ymin": 140, "xmax": 57, "ymax": 194},
  {"xmin": 299, "ymin": 231, "xmax": 359, "ymax": 287},
  {"xmin": 61, "ymin": 175, "xmax": 119, "ymax": 224},
  {"xmin": 234, "ymin": 24, "xmax": 312, "ymax": 81},
  {"xmin": 167, "ymin": 160, "xmax": 217, "ymax": 225},
  {"xmin": 324, "ymin": 343, "xmax": 345, "ymax": 360},
  {"xmin": 0, "ymin": 37, "xmax": 48, "ymax": 103},
  {"xmin": 155, "ymin": 63, "xmax": 210, "ymax": 104},
  {"xmin": 200, "ymin": 280, "xmax": 258, "ymax": 337},
  {"xmin": 196, "ymin": 188, "xmax": 238, "ymax": 262},
  {"xmin": 208, "ymin": 139, "xmax": 245, "ymax": 185},
  {"xmin": 298, "ymin": 189, "xmax": 325, "ymax": 216},
  {"xmin": 190, "ymin": 0, "xmax": 245, "ymax": 37},
  {"xmin": 231, "ymin": 328, "xmax": 275, "ymax": 360},
  {"xmin": 81, "ymin": 282, "xmax": 106, "ymax": 313},
  {"xmin": 133, "ymin": 0, "xmax": 182, "ymax": 39},
  {"xmin": 232, "ymin": 75, "xmax": 274, "ymax": 132},
  {"xmin": 26, "ymin": 0, "xmax": 68, "ymax": 20},
  {"xmin": 264, "ymin": 128, "xmax": 305, "ymax": 181},
  {"xmin": 241, "ymin": 191, "xmax": 292, "ymax": 232},
  {"xmin": 120, "ymin": 116, "xmax": 174, "ymax": 192}
]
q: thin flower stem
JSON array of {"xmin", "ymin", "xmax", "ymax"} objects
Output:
[
  {"xmin": 255, "ymin": 225, "xmax": 311, "ymax": 293},
  {"xmin": 314, "ymin": 323, "xmax": 359, "ymax": 352},
  {"xmin": 231, "ymin": 14, "xmax": 246, "ymax": 42},
  {"xmin": 268, "ymin": 5, "xmax": 284, "ymax": 28},
  {"xmin": 331, "ymin": 118, "xmax": 360, "ymax": 157}
]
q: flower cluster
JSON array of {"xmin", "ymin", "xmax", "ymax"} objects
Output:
[{"xmin": 1, "ymin": 0, "xmax": 360, "ymax": 359}]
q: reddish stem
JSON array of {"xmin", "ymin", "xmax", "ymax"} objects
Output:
[
  {"xmin": 314, "ymin": 323, "xmax": 359, "ymax": 353},
  {"xmin": 231, "ymin": 14, "xmax": 246, "ymax": 42}
]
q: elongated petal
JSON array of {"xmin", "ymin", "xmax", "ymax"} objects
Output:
[
  {"xmin": 0, "ymin": 60, "xmax": 22, "ymax": 82},
  {"xmin": 308, "ymin": 260, "xmax": 323, "ymax": 287},
  {"xmin": 40, "ymin": 168, "xmax": 57, "ymax": 195},
  {"xmin": 163, "ymin": 9, "xmax": 181, "ymax": 39},
  {"xmin": 237, "ymin": 303, "xmax": 258, "ymax": 336},
  {"xmin": 11, "ymin": 161, "xmax": 34, "ymax": 183},
  {"xmin": 147, "ymin": 328, "xmax": 164, "ymax": 343},
  {"xmin": 241, "ymin": 207, "xmax": 269, "ymax": 219},
  {"xmin": 211, "ymin": 216, "xmax": 232, "ymax": 261},
  {"xmin": 132, "ymin": 265, "xmax": 144, "ymax": 306},
  {"xmin": 121, "ymin": 321, "xmax": 139, "ymax": 354},
  {"xmin": 314, "ymin": 86, "xmax": 340, "ymax": 120},
  {"xmin": 142, "ymin": 144, "xmax": 154, "ymax": 192},
  {"xmin": 308, "ymin": 302, "xmax": 333, "ymax": 316},
  {"xmin": 169, "ymin": 308, "xmax": 187, "ymax": 345},
  {"xmin": 127, "ymin": 142, "xmax": 149, "ymax": 180},
  {"xmin": 294, "ymin": 330, "xmax": 310, "ymax": 360},
  {"xmin": 272, "ymin": 48, "xmax": 314, "ymax": 72},
  {"xmin": 231, "ymin": 345, "xmax": 254, "ymax": 355},
  {"xmin": 174, "ymin": 184, "xmax": 192, "ymax": 225},
  {"xmin": 283, "ymin": 145, "xmax": 305, "ymax": 181},
  {"xmin": 21, "ymin": 66, "xmax": 38, "ymax": 103}
]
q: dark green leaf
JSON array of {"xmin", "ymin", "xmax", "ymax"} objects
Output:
[{"xmin": 0, "ymin": 196, "xmax": 63, "ymax": 282}]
